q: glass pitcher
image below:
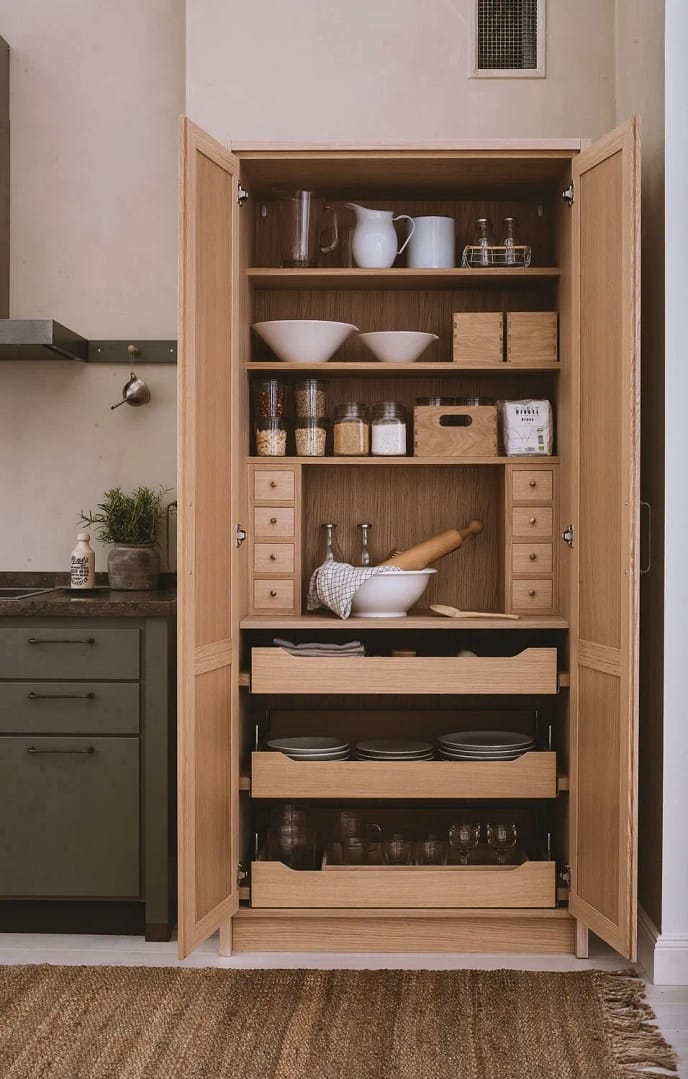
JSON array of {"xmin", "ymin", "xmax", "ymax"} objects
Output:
[{"xmin": 278, "ymin": 190, "xmax": 339, "ymax": 267}]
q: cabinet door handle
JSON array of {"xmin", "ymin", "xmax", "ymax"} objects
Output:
[
  {"xmin": 641, "ymin": 500, "xmax": 652, "ymax": 574},
  {"xmin": 528, "ymin": 589, "xmax": 536, "ymax": 597},
  {"xmin": 27, "ymin": 637, "xmax": 95, "ymax": 645},
  {"xmin": 529, "ymin": 553, "xmax": 537, "ymax": 561},
  {"xmin": 27, "ymin": 746, "xmax": 95, "ymax": 756},
  {"xmin": 27, "ymin": 692, "xmax": 95, "ymax": 701},
  {"xmin": 269, "ymin": 517, "xmax": 277, "ymax": 525},
  {"xmin": 529, "ymin": 517, "xmax": 536, "ymax": 525},
  {"xmin": 529, "ymin": 479, "xmax": 537, "ymax": 488},
  {"xmin": 270, "ymin": 480, "xmax": 277, "ymax": 488},
  {"xmin": 269, "ymin": 553, "xmax": 277, "ymax": 561},
  {"xmin": 270, "ymin": 590, "xmax": 277, "ymax": 597}
]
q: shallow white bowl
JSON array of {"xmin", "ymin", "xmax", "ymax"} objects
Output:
[
  {"xmin": 351, "ymin": 569, "xmax": 437, "ymax": 618},
  {"xmin": 252, "ymin": 320, "xmax": 359, "ymax": 364},
  {"xmin": 358, "ymin": 331, "xmax": 439, "ymax": 364}
]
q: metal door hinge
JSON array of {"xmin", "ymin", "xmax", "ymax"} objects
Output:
[
  {"xmin": 559, "ymin": 864, "xmax": 571, "ymax": 888},
  {"xmin": 562, "ymin": 181, "xmax": 575, "ymax": 207},
  {"xmin": 236, "ymin": 524, "xmax": 248, "ymax": 547},
  {"xmin": 237, "ymin": 863, "xmax": 249, "ymax": 884},
  {"xmin": 561, "ymin": 524, "xmax": 575, "ymax": 548},
  {"xmin": 237, "ymin": 184, "xmax": 249, "ymax": 207}
]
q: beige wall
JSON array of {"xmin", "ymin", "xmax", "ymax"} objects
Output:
[
  {"xmin": 615, "ymin": 0, "xmax": 666, "ymax": 931},
  {"xmin": 0, "ymin": 0, "xmax": 184, "ymax": 571},
  {"xmin": 186, "ymin": 0, "xmax": 616, "ymax": 143}
]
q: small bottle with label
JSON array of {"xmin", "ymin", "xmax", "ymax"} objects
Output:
[{"xmin": 71, "ymin": 532, "xmax": 95, "ymax": 589}]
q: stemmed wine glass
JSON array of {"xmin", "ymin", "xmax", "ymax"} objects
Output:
[
  {"xmin": 449, "ymin": 822, "xmax": 481, "ymax": 865},
  {"xmin": 487, "ymin": 822, "xmax": 518, "ymax": 865}
]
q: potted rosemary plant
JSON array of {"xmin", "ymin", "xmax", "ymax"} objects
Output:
[{"xmin": 79, "ymin": 486, "xmax": 170, "ymax": 590}]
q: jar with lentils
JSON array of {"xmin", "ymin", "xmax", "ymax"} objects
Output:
[
  {"xmin": 294, "ymin": 379, "xmax": 328, "ymax": 419},
  {"xmin": 333, "ymin": 402, "xmax": 369, "ymax": 456}
]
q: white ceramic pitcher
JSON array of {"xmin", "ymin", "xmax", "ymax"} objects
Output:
[{"xmin": 345, "ymin": 203, "xmax": 415, "ymax": 268}]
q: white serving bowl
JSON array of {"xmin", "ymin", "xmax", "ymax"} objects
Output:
[
  {"xmin": 252, "ymin": 320, "xmax": 358, "ymax": 364},
  {"xmin": 358, "ymin": 331, "xmax": 439, "ymax": 364},
  {"xmin": 351, "ymin": 569, "xmax": 437, "ymax": 618}
]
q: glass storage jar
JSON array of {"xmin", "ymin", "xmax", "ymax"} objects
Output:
[
  {"xmin": 253, "ymin": 378, "xmax": 286, "ymax": 419},
  {"xmin": 295, "ymin": 416, "xmax": 328, "ymax": 456},
  {"xmin": 371, "ymin": 402, "xmax": 407, "ymax": 456},
  {"xmin": 294, "ymin": 379, "xmax": 328, "ymax": 418},
  {"xmin": 255, "ymin": 417, "xmax": 288, "ymax": 456},
  {"xmin": 333, "ymin": 402, "xmax": 369, "ymax": 456}
]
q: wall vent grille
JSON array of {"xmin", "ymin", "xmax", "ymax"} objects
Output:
[{"xmin": 474, "ymin": 0, "xmax": 544, "ymax": 77}]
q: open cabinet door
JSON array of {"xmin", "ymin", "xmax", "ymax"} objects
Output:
[
  {"xmin": 177, "ymin": 119, "xmax": 241, "ymax": 957},
  {"xmin": 569, "ymin": 119, "xmax": 640, "ymax": 959}
]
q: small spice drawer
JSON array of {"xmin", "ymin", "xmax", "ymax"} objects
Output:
[
  {"xmin": 511, "ymin": 470, "xmax": 554, "ymax": 502},
  {"xmin": 0, "ymin": 627, "xmax": 140, "ymax": 680},
  {"xmin": 254, "ymin": 507, "xmax": 295, "ymax": 539},
  {"xmin": 253, "ymin": 543, "xmax": 295, "ymax": 575},
  {"xmin": 253, "ymin": 580, "xmax": 295, "ymax": 611},
  {"xmin": 512, "ymin": 507, "xmax": 553, "ymax": 539},
  {"xmin": 512, "ymin": 543, "xmax": 553, "ymax": 575},
  {"xmin": 512, "ymin": 580, "xmax": 554, "ymax": 611},
  {"xmin": 0, "ymin": 682, "xmax": 140, "ymax": 735},
  {"xmin": 250, "ymin": 858, "xmax": 556, "ymax": 909},
  {"xmin": 254, "ymin": 469, "xmax": 295, "ymax": 503}
]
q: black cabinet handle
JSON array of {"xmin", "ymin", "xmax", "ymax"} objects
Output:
[
  {"xmin": 27, "ymin": 746, "xmax": 95, "ymax": 756},
  {"xmin": 27, "ymin": 637, "xmax": 95, "ymax": 645},
  {"xmin": 27, "ymin": 692, "xmax": 95, "ymax": 701}
]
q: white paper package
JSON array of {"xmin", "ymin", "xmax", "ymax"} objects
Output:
[{"xmin": 500, "ymin": 400, "xmax": 554, "ymax": 456}]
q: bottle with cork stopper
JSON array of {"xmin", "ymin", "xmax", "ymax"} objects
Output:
[{"xmin": 71, "ymin": 532, "xmax": 95, "ymax": 589}]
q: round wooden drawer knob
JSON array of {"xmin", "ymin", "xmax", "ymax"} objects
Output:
[
  {"xmin": 529, "ymin": 553, "xmax": 537, "ymax": 561},
  {"xmin": 270, "ymin": 517, "xmax": 277, "ymax": 524},
  {"xmin": 269, "ymin": 553, "xmax": 277, "ymax": 561},
  {"xmin": 270, "ymin": 589, "xmax": 277, "ymax": 597},
  {"xmin": 529, "ymin": 516, "xmax": 537, "ymax": 525},
  {"xmin": 529, "ymin": 480, "xmax": 537, "ymax": 488},
  {"xmin": 270, "ymin": 480, "xmax": 277, "ymax": 488},
  {"xmin": 528, "ymin": 589, "xmax": 536, "ymax": 597}
]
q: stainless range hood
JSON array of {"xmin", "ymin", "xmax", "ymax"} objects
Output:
[{"xmin": 0, "ymin": 319, "xmax": 89, "ymax": 362}]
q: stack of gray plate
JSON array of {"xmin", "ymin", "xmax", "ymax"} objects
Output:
[
  {"xmin": 439, "ymin": 730, "xmax": 535, "ymax": 761},
  {"xmin": 354, "ymin": 738, "xmax": 435, "ymax": 761},
  {"xmin": 267, "ymin": 736, "xmax": 350, "ymax": 761}
]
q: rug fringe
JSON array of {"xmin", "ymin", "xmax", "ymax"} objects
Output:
[{"xmin": 599, "ymin": 970, "xmax": 679, "ymax": 1077}]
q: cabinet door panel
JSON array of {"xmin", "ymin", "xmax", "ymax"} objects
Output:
[
  {"xmin": 569, "ymin": 119, "xmax": 640, "ymax": 959},
  {"xmin": 178, "ymin": 119, "xmax": 241, "ymax": 958}
]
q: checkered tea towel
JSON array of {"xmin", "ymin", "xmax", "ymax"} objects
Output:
[
  {"xmin": 273, "ymin": 638, "xmax": 366, "ymax": 657},
  {"xmin": 307, "ymin": 561, "xmax": 402, "ymax": 620}
]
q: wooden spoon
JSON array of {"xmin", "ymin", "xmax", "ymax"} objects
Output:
[{"xmin": 430, "ymin": 604, "xmax": 520, "ymax": 621}]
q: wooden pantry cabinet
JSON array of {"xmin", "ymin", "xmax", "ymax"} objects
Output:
[{"xmin": 177, "ymin": 121, "xmax": 640, "ymax": 961}]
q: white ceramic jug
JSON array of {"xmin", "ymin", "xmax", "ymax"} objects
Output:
[
  {"xmin": 407, "ymin": 215, "xmax": 456, "ymax": 268},
  {"xmin": 345, "ymin": 203, "xmax": 415, "ymax": 268}
]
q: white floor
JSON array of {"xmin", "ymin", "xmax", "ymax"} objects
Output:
[{"xmin": 0, "ymin": 932, "xmax": 685, "ymax": 1076}]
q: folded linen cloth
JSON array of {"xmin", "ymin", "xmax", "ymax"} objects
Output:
[
  {"xmin": 273, "ymin": 637, "xmax": 366, "ymax": 657},
  {"xmin": 306, "ymin": 561, "xmax": 402, "ymax": 620}
]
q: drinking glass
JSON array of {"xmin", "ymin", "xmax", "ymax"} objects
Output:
[
  {"xmin": 416, "ymin": 834, "xmax": 448, "ymax": 865},
  {"xmin": 449, "ymin": 822, "xmax": 481, "ymax": 865},
  {"xmin": 487, "ymin": 822, "xmax": 518, "ymax": 865},
  {"xmin": 278, "ymin": 191, "xmax": 339, "ymax": 267},
  {"xmin": 270, "ymin": 826, "xmax": 317, "ymax": 870},
  {"xmin": 384, "ymin": 836, "xmax": 415, "ymax": 865},
  {"xmin": 341, "ymin": 836, "xmax": 378, "ymax": 865}
]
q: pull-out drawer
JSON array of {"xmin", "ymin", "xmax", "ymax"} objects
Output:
[
  {"xmin": 250, "ymin": 751, "xmax": 557, "ymax": 800},
  {"xmin": 512, "ymin": 580, "xmax": 554, "ymax": 612},
  {"xmin": 253, "ymin": 469, "xmax": 296, "ymax": 502},
  {"xmin": 511, "ymin": 470, "xmax": 554, "ymax": 502},
  {"xmin": 254, "ymin": 543, "xmax": 295, "ymax": 574},
  {"xmin": 0, "ymin": 683, "xmax": 139, "ymax": 735},
  {"xmin": 250, "ymin": 858, "xmax": 556, "ymax": 909},
  {"xmin": 253, "ymin": 580, "xmax": 295, "ymax": 611},
  {"xmin": 512, "ymin": 543, "xmax": 553, "ymax": 575},
  {"xmin": 512, "ymin": 507, "xmax": 554, "ymax": 539},
  {"xmin": 0, "ymin": 627, "xmax": 140, "ymax": 680},
  {"xmin": 253, "ymin": 507, "xmax": 295, "ymax": 538},
  {"xmin": 250, "ymin": 648, "xmax": 558, "ymax": 696},
  {"xmin": 0, "ymin": 736, "xmax": 140, "ymax": 897}
]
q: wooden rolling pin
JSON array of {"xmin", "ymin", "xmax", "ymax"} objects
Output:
[{"xmin": 380, "ymin": 520, "xmax": 483, "ymax": 570}]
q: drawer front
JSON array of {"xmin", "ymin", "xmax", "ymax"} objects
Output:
[
  {"xmin": 254, "ymin": 507, "xmax": 295, "ymax": 538},
  {"xmin": 253, "ymin": 580, "xmax": 295, "ymax": 611},
  {"xmin": 511, "ymin": 507, "xmax": 553, "ymax": 539},
  {"xmin": 0, "ymin": 683, "xmax": 139, "ymax": 735},
  {"xmin": 512, "ymin": 580, "xmax": 554, "ymax": 611},
  {"xmin": 254, "ymin": 469, "xmax": 295, "ymax": 502},
  {"xmin": 511, "ymin": 543, "xmax": 553, "ymax": 576},
  {"xmin": 0, "ymin": 736, "xmax": 140, "ymax": 897},
  {"xmin": 254, "ymin": 543, "xmax": 295, "ymax": 575},
  {"xmin": 251, "ymin": 647, "xmax": 558, "ymax": 695},
  {"xmin": 512, "ymin": 470, "xmax": 554, "ymax": 502},
  {"xmin": 251, "ymin": 859, "xmax": 556, "ymax": 909},
  {"xmin": 0, "ymin": 627, "xmax": 140, "ymax": 680}
]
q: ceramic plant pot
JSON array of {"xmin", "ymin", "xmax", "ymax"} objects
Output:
[{"xmin": 107, "ymin": 544, "xmax": 160, "ymax": 591}]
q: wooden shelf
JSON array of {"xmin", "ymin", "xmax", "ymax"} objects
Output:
[
  {"xmin": 241, "ymin": 613, "xmax": 568, "ymax": 630},
  {"xmin": 247, "ymin": 361, "xmax": 561, "ymax": 374},
  {"xmin": 247, "ymin": 456, "xmax": 560, "ymax": 466},
  {"xmin": 248, "ymin": 267, "xmax": 561, "ymax": 290},
  {"xmin": 250, "ymin": 750, "xmax": 557, "ymax": 800}
]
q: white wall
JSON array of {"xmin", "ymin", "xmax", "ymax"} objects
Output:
[
  {"xmin": 0, "ymin": 0, "xmax": 184, "ymax": 571},
  {"xmin": 186, "ymin": 0, "xmax": 616, "ymax": 144}
]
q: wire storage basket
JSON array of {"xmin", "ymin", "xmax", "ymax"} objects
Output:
[{"xmin": 461, "ymin": 244, "xmax": 532, "ymax": 268}]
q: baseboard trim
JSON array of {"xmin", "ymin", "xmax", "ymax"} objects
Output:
[{"xmin": 638, "ymin": 905, "xmax": 688, "ymax": 984}]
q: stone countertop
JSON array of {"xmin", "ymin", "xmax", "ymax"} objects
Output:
[{"xmin": 0, "ymin": 572, "xmax": 176, "ymax": 618}]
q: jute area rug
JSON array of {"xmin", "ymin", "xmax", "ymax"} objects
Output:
[{"xmin": 0, "ymin": 965, "xmax": 678, "ymax": 1079}]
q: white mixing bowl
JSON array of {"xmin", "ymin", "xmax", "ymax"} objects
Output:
[
  {"xmin": 252, "ymin": 320, "xmax": 359, "ymax": 364},
  {"xmin": 350, "ymin": 569, "xmax": 437, "ymax": 618},
  {"xmin": 358, "ymin": 331, "xmax": 439, "ymax": 364}
]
